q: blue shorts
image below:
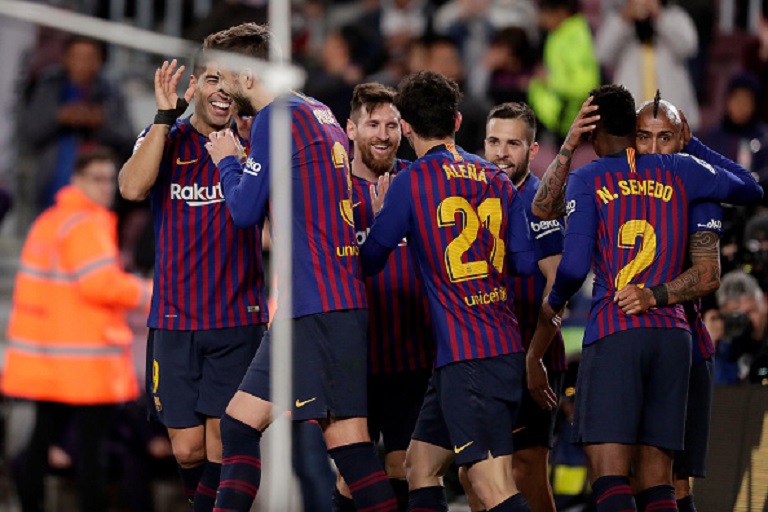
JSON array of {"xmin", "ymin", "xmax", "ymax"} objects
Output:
[
  {"xmin": 150, "ymin": 324, "xmax": 266, "ymax": 428},
  {"xmin": 674, "ymin": 357, "xmax": 713, "ymax": 477},
  {"xmin": 368, "ymin": 369, "xmax": 431, "ymax": 453},
  {"xmin": 573, "ymin": 328, "xmax": 691, "ymax": 451},
  {"xmin": 239, "ymin": 309, "xmax": 369, "ymax": 422},
  {"xmin": 514, "ymin": 369, "xmax": 564, "ymax": 451},
  {"xmin": 412, "ymin": 353, "xmax": 525, "ymax": 466}
]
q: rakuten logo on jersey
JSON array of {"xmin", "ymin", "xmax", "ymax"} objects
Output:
[
  {"xmin": 530, "ymin": 219, "xmax": 562, "ymax": 239},
  {"xmin": 170, "ymin": 183, "xmax": 225, "ymax": 207}
]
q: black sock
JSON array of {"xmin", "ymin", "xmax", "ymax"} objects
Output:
[
  {"xmin": 178, "ymin": 464, "xmax": 205, "ymax": 507},
  {"xmin": 194, "ymin": 462, "xmax": 221, "ymax": 512},
  {"xmin": 332, "ymin": 487, "xmax": 357, "ymax": 512},
  {"xmin": 214, "ymin": 414, "xmax": 263, "ymax": 512},
  {"xmin": 635, "ymin": 485, "xmax": 676, "ymax": 512},
  {"xmin": 488, "ymin": 493, "xmax": 530, "ymax": 511},
  {"xmin": 592, "ymin": 476, "xmax": 636, "ymax": 512},
  {"xmin": 677, "ymin": 494, "xmax": 697, "ymax": 512},
  {"xmin": 390, "ymin": 478, "xmax": 409, "ymax": 512},
  {"xmin": 328, "ymin": 442, "xmax": 397, "ymax": 511},
  {"xmin": 408, "ymin": 485, "xmax": 447, "ymax": 512}
]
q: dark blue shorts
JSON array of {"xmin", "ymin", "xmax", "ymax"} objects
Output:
[
  {"xmin": 150, "ymin": 324, "xmax": 266, "ymax": 428},
  {"xmin": 368, "ymin": 369, "xmax": 432, "ymax": 453},
  {"xmin": 674, "ymin": 357, "xmax": 713, "ymax": 477},
  {"xmin": 412, "ymin": 353, "xmax": 525, "ymax": 466},
  {"xmin": 573, "ymin": 328, "xmax": 691, "ymax": 451},
  {"xmin": 239, "ymin": 309, "xmax": 369, "ymax": 422},
  {"xmin": 514, "ymin": 369, "xmax": 564, "ymax": 451}
]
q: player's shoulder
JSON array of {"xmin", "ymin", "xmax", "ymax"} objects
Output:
[{"xmin": 393, "ymin": 159, "xmax": 411, "ymax": 174}]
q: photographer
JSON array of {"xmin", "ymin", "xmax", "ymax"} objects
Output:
[{"xmin": 705, "ymin": 271, "xmax": 768, "ymax": 385}]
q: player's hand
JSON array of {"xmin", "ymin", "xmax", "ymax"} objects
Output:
[
  {"xmin": 371, "ymin": 172, "xmax": 392, "ymax": 214},
  {"xmin": 154, "ymin": 59, "xmax": 194, "ymax": 111},
  {"xmin": 234, "ymin": 114, "xmax": 254, "ymax": 143},
  {"xmin": 206, "ymin": 129, "xmax": 241, "ymax": 166},
  {"xmin": 679, "ymin": 109, "xmax": 692, "ymax": 147},
  {"xmin": 527, "ymin": 353, "xmax": 557, "ymax": 410},
  {"xmin": 563, "ymin": 97, "xmax": 600, "ymax": 152},
  {"xmin": 614, "ymin": 284, "xmax": 656, "ymax": 314}
]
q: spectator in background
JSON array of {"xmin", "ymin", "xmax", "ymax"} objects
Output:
[
  {"xmin": 707, "ymin": 271, "xmax": 768, "ymax": 385},
  {"xmin": 528, "ymin": 0, "xmax": 600, "ymax": 142},
  {"xmin": 483, "ymin": 27, "xmax": 535, "ymax": 106},
  {"xmin": 595, "ymin": 0, "xmax": 701, "ymax": 129},
  {"xmin": 0, "ymin": 147, "xmax": 150, "ymax": 512},
  {"xmin": 20, "ymin": 35, "xmax": 134, "ymax": 212},
  {"xmin": 424, "ymin": 35, "xmax": 490, "ymax": 155},
  {"xmin": 702, "ymin": 73, "xmax": 768, "ymax": 199}
]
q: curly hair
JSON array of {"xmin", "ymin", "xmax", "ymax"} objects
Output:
[
  {"xmin": 394, "ymin": 71, "xmax": 463, "ymax": 140},
  {"xmin": 589, "ymin": 84, "xmax": 636, "ymax": 137}
]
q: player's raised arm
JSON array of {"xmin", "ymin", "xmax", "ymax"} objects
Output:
[
  {"xmin": 360, "ymin": 172, "xmax": 412, "ymax": 276},
  {"xmin": 210, "ymin": 110, "xmax": 271, "ymax": 228},
  {"xmin": 684, "ymin": 136, "xmax": 763, "ymax": 204},
  {"xmin": 532, "ymin": 97, "xmax": 600, "ymax": 220},
  {"xmin": 119, "ymin": 60, "xmax": 193, "ymax": 201}
]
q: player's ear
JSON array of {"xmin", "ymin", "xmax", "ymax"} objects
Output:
[
  {"xmin": 454, "ymin": 112, "xmax": 463, "ymax": 134},
  {"xmin": 530, "ymin": 141, "xmax": 540, "ymax": 161},
  {"xmin": 244, "ymin": 69, "xmax": 255, "ymax": 89},
  {"xmin": 400, "ymin": 119, "xmax": 412, "ymax": 138},
  {"xmin": 346, "ymin": 118, "xmax": 356, "ymax": 141}
]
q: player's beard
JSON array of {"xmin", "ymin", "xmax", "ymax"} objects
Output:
[
  {"xmin": 231, "ymin": 88, "xmax": 257, "ymax": 117},
  {"xmin": 359, "ymin": 141, "xmax": 397, "ymax": 177},
  {"xmin": 496, "ymin": 154, "xmax": 530, "ymax": 188}
]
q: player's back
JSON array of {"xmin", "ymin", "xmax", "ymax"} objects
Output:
[
  {"xmin": 571, "ymin": 148, "xmax": 700, "ymax": 344},
  {"xmin": 281, "ymin": 93, "xmax": 366, "ymax": 317},
  {"xmin": 402, "ymin": 144, "xmax": 525, "ymax": 367}
]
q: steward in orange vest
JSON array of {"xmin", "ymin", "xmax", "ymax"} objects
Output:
[{"xmin": 2, "ymin": 150, "xmax": 149, "ymax": 405}]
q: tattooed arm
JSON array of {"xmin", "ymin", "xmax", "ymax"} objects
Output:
[
  {"xmin": 532, "ymin": 147, "xmax": 574, "ymax": 220},
  {"xmin": 614, "ymin": 230, "xmax": 721, "ymax": 314},
  {"xmin": 532, "ymin": 97, "xmax": 600, "ymax": 220}
]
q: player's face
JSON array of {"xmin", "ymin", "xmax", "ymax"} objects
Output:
[
  {"xmin": 636, "ymin": 112, "xmax": 684, "ymax": 155},
  {"xmin": 217, "ymin": 68, "xmax": 257, "ymax": 117},
  {"xmin": 194, "ymin": 64, "xmax": 233, "ymax": 130},
  {"xmin": 350, "ymin": 103, "xmax": 401, "ymax": 176},
  {"xmin": 73, "ymin": 160, "xmax": 116, "ymax": 209},
  {"xmin": 484, "ymin": 118, "xmax": 537, "ymax": 186}
]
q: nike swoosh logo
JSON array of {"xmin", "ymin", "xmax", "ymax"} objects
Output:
[
  {"xmin": 295, "ymin": 397, "xmax": 317, "ymax": 408},
  {"xmin": 454, "ymin": 441, "xmax": 473, "ymax": 454},
  {"xmin": 176, "ymin": 158, "xmax": 198, "ymax": 165},
  {"xmin": 352, "ymin": 202, "xmax": 361, "ymax": 208},
  {"xmin": 513, "ymin": 426, "xmax": 525, "ymax": 434}
]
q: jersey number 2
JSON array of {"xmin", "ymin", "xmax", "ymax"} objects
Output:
[
  {"xmin": 437, "ymin": 196, "xmax": 505, "ymax": 283},
  {"xmin": 614, "ymin": 219, "xmax": 657, "ymax": 290}
]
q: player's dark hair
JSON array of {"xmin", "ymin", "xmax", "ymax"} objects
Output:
[
  {"xmin": 203, "ymin": 23, "xmax": 273, "ymax": 61},
  {"xmin": 73, "ymin": 147, "xmax": 115, "ymax": 176},
  {"xmin": 589, "ymin": 84, "xmax": 636, "ymax": 137},
  {"xmin": 487, "ymin": 102, "xmax": 537, "ymax": 144},
  {"xmin": 652, "ymin": 90, "xmax": 661, "ymax": 118},
  {"xmin": 350, "ymin": 83, "xmax": 396, "ymax": 123},
  {"xmin": 64, "ymin": 35, "xmax": 107, "ymax": 62},
  {"xmin": 395, "ymin": 71, "xmax": 463, "ymax": 140}
]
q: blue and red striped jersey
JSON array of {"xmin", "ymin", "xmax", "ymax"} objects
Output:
[
  {"xmin": 513, "ymin": 174, "xmax": 567, "ymax": 371},
  {"xmin": 351, "ymin": 160, "xmax": 433, "ymax": 374},
  {"xmin": 553, "ymin": 147, "xmax": 760, "ymax": 346},
  {"xmin": 217, "ymin": 93, "xmax": 366, "ymax": 318},
  {"xmin": 686, "ymin": 200, "xmax": 723, "ymax": 365},
  {"xmin": 142, "ymin": 117, "xmax": 269, "ymax": 329},
  {"xmin": 364, "ymin": 144, "xmax": 535, "ymax": 368}
]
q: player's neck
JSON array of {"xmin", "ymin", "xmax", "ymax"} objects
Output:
[
  {"xmin": 189, "ymin": 114, "xmax": 221, "ymax": 138},
  {"xmin": 513, "ymin": 170, "xmax": 530, "ymax": 189},
  {"xmin": 598, "ymin": 135, "xmax": 634, "ymax": 157},
  {"xmin": 414, "ymin": 137, "xmax": 455, "ymax": 158},
  {"xmin": 351, "ymin": 157, "xmax": 381, "ymax": 183}
]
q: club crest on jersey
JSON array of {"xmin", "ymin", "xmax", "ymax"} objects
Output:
[{"xmin": 170, "ymin": 182, "xmax": 225, "ymax": 207}]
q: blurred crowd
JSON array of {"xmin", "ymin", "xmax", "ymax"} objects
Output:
[{"xmin": 1, "ymin": 0, "xmax": 768, "ymax": 510}]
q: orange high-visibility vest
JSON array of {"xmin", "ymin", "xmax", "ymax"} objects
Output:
[{"xmin": 1, "ymin": 185, "xmax": 148, "ymax": 404}]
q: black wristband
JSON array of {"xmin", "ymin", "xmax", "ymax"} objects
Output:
[
  {"xmin": 154, "ymin": 97, "xmax": 189, "ymax": 125},
  {"xmin": 649, "ymin": 285, "xmax": 669, "ymax": 308}
]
